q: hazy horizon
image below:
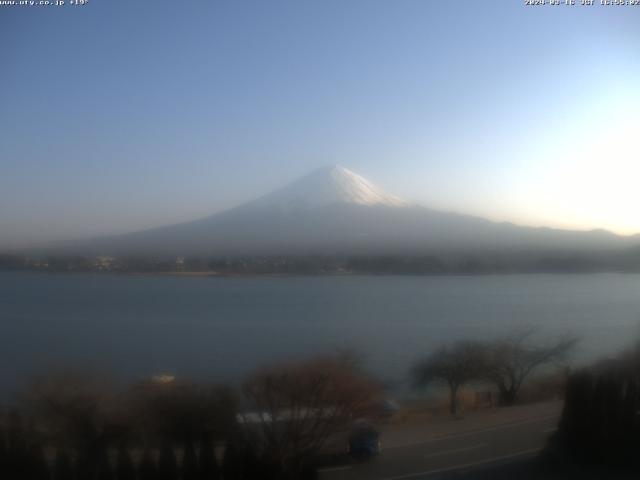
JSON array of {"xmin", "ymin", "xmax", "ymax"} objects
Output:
[
  {"xmin": 3, "ymin": 164, "xmax": 640, "ymax": 252},
  {"xmin": 2, "ymin": 1, "xmax": 640, "ymax": 249}
]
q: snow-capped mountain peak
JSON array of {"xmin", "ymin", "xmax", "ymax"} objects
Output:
[
  {"xmin": 52, "ymin": 165, "xmax": 638, "ymax": 258},
  {"xmin": 249, "ymin": 165, "xmax": 409, "ymax": 211}
]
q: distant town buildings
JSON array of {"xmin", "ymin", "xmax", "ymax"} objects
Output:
[
  {"xmin": 94, "ymin": 256, "xmax": 115, "ymax": 271},
  {"xmin": 176, "ymin": 256, "xmax": 185, "ymax": 271}
]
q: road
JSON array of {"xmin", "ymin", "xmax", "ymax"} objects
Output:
[{"xmin": 319, "ymin": 400, "xmax": 562, "ymax": 480}]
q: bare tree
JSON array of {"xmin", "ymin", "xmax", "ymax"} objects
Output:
[
  {"xmin": 23, "ymin": 371, "xmax": 118, "ymax": 442},
  {"xmin": 412, "ymin": 341, "xmax": 487, "ymax": 416},
  {"xmin": 22, "ymin": 371, "xmax": 121, "ymax": 479},
  {"xmin": 124, "ymin": 380, "xmax": 237, "ymax": 444},
  {"xmin": 240, "ymin": 354, "xmax": 379, "ymax": 477},
  {"xmin": 484, "ymin": 329, "xmax": 578, "ymax": 406}
]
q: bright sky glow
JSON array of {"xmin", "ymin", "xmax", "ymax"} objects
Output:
[{"xmin": 503, "ymin": 87, "xmax": 640, "ymax": 234}]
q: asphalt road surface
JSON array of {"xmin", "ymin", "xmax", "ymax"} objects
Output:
[{"xmin": 319, "ymin": 401, "xmax": 562, "ymax": 480}]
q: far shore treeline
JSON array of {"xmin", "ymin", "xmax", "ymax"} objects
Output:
[{"xmin": 2, "ymin": 250, "xmax": 640, "ymax": 275}]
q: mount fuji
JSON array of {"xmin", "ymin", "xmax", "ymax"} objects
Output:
[
  {"xmin": 245, "ymin": 165, "xmax": 409, "ymax": 210},
  {"xmin": 64, "ymin": 166, "xmax": 638, "ymax": 258}
]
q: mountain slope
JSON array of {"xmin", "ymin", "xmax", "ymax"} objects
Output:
[{"xmin": 61, "ymin": 166, "xmax": 639, "ymax": 257}]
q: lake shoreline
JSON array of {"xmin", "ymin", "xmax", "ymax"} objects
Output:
[{"xmin": 3, "ymin": 269, "xmax": 639, "ymax": 279}]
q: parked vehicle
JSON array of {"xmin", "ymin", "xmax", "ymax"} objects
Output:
[{"xmin": 347, "ymin": 423, "xmax": 380, "ymax": 459}]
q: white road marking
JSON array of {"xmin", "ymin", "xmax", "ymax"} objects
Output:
[
  {"xmin": 318, "ymin": 465, "xmax": 353, "ymax": 473},
  {"xmin": 432, "ymin": 415, "xmax": 557, "ymax": 441},
  {"xmin": 424, "ymin": 443, "xmax": 487, "ymax": 458},
  {"xmin": 384, "ymin": 414, "xmax": 557, "ymax": 450},
  {"xmin": 381, "ymin": 447, "xmax": 541, "ymax": 480},
  {"xmin": 543, "ymin": 427, "xmax": 557, "ymax": 434}
]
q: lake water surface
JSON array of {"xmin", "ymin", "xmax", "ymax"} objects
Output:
[{"xmin": 2, "ymin": 272, "xmax": 640, "ymax": 395}]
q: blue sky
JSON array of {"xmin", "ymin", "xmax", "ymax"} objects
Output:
[{"xmin": 2, "ymin": 0, "xmax": 640, "ymax": 247}]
